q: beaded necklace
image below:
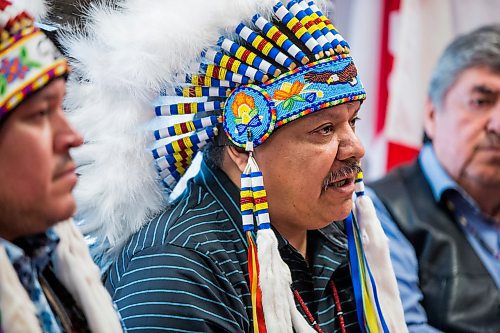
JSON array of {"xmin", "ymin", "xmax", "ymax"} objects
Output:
[{"xmin": 292, "ymin": 280, "xmax": 347, "ymax": 333}]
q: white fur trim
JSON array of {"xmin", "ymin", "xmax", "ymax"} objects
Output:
[
  {"xmin": 0, "ymin": 219, "xmax": 123, "ymax": 333},
  {"xmin": 0, "ymin": 246, "xmax": 42, "ymax": 333},
  {"xmin": 257, "ymin": 228, "xmax": 294, "ymax": 333},
  {"xmin": 290, "ymin": 293, "xmax": 317, "ymax": 333},
  {"xmin": 52, "ymin": 219, "xmax": 124, "ymax": 333},
  {"xmin": 257, "ymin": 228, "xmax": 316, "ymax": 333}
]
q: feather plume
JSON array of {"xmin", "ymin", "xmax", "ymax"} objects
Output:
[
  {"xmin": 28, "ymin": 0, "xmax": 48, "ymax": 19},
  {"xmin": 61, "ymin": 0, "xmax": 277, "ymax": 263}
]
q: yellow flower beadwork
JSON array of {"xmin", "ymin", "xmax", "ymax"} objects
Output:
[{"xmin": 232, "ymin": 92, "xmax": 257, "ymax": 125}]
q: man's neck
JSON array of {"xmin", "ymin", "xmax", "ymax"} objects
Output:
[
  {"xmin": 219, "ymin": 158, "xmax": 311, "ymax": 256},
  {"xmin": 273, "ymin": 223, "xmax": 308, "ymax": 259},
  {"xmin": 462, "ymin": 182, "xmax": 500, "ymax": 223}
]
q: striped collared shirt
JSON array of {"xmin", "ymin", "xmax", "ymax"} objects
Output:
[{"xmin": 105, "ymin": 158, "xmax": 360, "ymax": 332}]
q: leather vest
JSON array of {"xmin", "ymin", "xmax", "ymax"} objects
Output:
[{"xmin": 370, "ymin": 161, "xmax": 500, "ymax": 333}]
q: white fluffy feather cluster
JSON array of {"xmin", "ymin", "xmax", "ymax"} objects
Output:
[
  {"xmin": 61, "ymin": 0, "xmax": 276, "ymax": 260},
  {"xmin": 29, "ymin": 0, "xmax": 48, "ymax": 19}
]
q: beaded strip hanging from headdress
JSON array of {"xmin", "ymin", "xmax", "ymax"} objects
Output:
[{"xmin": 241, "ymin": 138, "xmax": 268, "ymax": 333}]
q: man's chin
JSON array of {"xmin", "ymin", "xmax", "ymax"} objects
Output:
[
  {"xmin": 45, "ymin": 198, "xmax": 77, "ymax": 225},
  {"xmin": 324, "ymin": 200, "xmax": 353, "ymax": 224},
  {"xmin": 464, "ymin": 167, "xmax": 500, "ymax": 187}
]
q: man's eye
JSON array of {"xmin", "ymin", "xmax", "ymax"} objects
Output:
[
  {"xmin": 34, "ymin": 110, "xmax": 49, "ymax": 118},
  {"xmin": 470, "ymin": 98, "xmax": 493, "ymax": 108},
  {"xmin": 349, "ymin": 116, "xmax": 361, "ymax": 128},
  {"xmin": 316, "ymin": 125, "xmax": 334, "ymax": 135},
  {"xmin": 28, "ymin": 109, "xmax": 49, "ymax": 122}
]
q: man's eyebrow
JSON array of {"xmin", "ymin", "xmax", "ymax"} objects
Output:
[
  {"xmin": 472, "ymin": 85, "xmax": 500, "ymax": 95},
  {"xmin": 302, "ymin": 102, "xmax": 361, "ymax": 123},
  {"xmin": 40, "ymin": 91, "xmax": 61, "ymax": 101}
]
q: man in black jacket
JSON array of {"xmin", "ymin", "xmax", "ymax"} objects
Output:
[{"xmin": 369, "ymin": 25, "xmax": 500, "ymax": 333}]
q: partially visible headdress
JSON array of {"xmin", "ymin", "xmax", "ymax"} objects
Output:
[
  {"xmin": 0, "ymin": 0, "xmax": 68, "ymax": 122},
  {"xmin": 62, "ymin": 0, "xmax": 406, "ymax": 331}
]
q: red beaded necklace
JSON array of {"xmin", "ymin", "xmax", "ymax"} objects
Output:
[{"xmin": 292, "ymin": 280, "xmax": 347, "ymax": 333}]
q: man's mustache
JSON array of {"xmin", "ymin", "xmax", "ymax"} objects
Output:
[
  {"xmin": 480, "ymin": 132, "xmax": 500, "ymax": 148},
  {"xmin": 322, "ymin": 159, "xmax": 362, "ymax": 190},
  {"xmin": 471, "ymin": 132, "xmax": 500, "ymax": 154}
]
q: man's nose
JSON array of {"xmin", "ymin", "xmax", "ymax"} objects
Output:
[
  {"xmin": 337, "ymin": 126, "xmax": 365, "ymax": 161},
  {"xmin": 53, "ymin": 110, "xmax": 83, "ymax": 153},
  {"xmin": 486, "ymin": 103, "xmax": 500, "ymax": 136}
]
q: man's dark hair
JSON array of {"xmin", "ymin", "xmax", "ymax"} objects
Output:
[
  {"xmin": 203, "ymin": 141, "xmax": 226, "ymax": 169},
  {"xmin": 203, "ymin": 124, "xmax": 233, "ymax": 169}
]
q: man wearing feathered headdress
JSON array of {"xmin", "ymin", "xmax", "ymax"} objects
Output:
[{"xmin": 62, "ymin": 0, "xmax": 407, "ymax": 332}]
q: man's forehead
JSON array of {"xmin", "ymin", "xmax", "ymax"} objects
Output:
[
  {"xmin": 304, "ymin": 101, "xmax": 361, "ymax": 121},
  {"xmin": 457, "ymin": 66, "xmax": 500, "ymax": 90},
  {"xmin": 25, "ymin": 79, "xmax": 66, "ymax": 104}
]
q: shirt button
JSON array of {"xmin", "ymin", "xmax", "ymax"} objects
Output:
[{"xmin": 458, "ymin": 215, "xmax": 467, "ymax": 227}]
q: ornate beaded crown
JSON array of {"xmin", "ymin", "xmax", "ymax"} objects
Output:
[{"xmin": 0, "ymin": 0, "xmax": 68, "ymax": 120}]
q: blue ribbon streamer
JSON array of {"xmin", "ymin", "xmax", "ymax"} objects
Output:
[
  {"xmin": 346, "ymin": 213, "xmax": 367, "ymax": 333},
  {"xmin": 348, "ymin": 211, "xmax": 391, "ymax": 333}
]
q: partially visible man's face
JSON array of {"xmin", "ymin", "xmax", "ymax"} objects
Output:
[
  {"xmin": 426, "ymin": 66, "xmax": 500, "ymax": 193},
  {"xmin": 0, "ymin": 78, "xmax": 83, "ymax": 240},
  {"xmin": 254, "ymin": 101, "xmax": 364, "ymax": 234}
]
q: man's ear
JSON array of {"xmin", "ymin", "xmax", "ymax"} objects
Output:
[
  {"xmin": 424, "ymin": 97, "xmax": 437, "ymax": 141},
  {"xmin": 226, "ymin": 145, "xmax": 249, "ymax": 173}
]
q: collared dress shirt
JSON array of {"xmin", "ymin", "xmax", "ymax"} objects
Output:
[
  {"xmin": 105, "ymin": 158, "xmax": 361, "ymax": 332},
  {"xmin": 367, "ymin": 144, "xmax": 500, "ymax": 333}
]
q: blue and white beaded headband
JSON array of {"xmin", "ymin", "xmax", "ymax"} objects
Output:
[{"xmin": 224, "ymin": 54, "xmax": 365, "ymax": 147}]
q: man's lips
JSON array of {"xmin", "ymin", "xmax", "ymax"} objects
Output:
[
  {"xmin": 323, "ymin": 174, "xmax": 356, "ymax": 192},
  {"xmin": 328, "ymin": 175, "xmax": 355, "ymax": 187},
  {"xmin": 479, "ymin": 145, "xmax": 500, "ymax": 151},
  {"xmin": 54, "ymin": 163, "xmax": 76, "ymax": 180}
]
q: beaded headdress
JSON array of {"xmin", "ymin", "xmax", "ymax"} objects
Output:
[
  {"xmin": 0, "ymin": 0, "xmax": 68, "ymax": 122},
  {"xmin": 62, "ymin": 0, "xmax": 406, "ymax": 331}
]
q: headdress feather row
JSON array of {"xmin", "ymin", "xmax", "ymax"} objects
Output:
[
  {"xmin": 62, "ymin": 0, "xmax": 274, "ymax": 253},
  {"xmin": 63, "ymin": 0, "xmax": 406, "ymax": 331}
]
